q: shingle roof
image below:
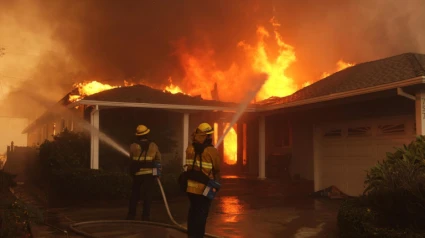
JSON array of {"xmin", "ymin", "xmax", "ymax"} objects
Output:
[
  {"xmin": 82, "ymin": 84, "xmax": 238, "ymax": 107},
  {"xmin": 258, "ymin": 53, "xmax": 425, "ymax": 106}
]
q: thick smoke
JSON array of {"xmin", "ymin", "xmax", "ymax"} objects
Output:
[{"xmin": 1, "ymin": 0, "xmax": 425, "ymax": 117}]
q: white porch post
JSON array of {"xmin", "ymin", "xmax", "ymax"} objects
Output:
[
  {"xmin": 258, "ymin": 115, "xmax": 266, "ymax": 179},
  {"xmin": 90, "ymin": 105, "xmax": 99, "ymax": 169},
  {"xmin": 415, "ymin": 90, "xmax": 425, "ymax": 135},
  {"xmin": 183, "ymin": 113, "xmax": 190, "ymax": 166}
]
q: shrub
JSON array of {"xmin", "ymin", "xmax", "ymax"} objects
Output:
[
  {"xmin": 364, "ymin": 136, "xmax": 425, "ymax": 229},
  {"xmin": 39, "ymin": 129, "xmax": 90, "ymax": 171}
]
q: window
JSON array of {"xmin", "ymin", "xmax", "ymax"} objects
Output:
[
  {"xmin": 377, "ymin": 124, "xmax": 405, "ymax": 135},
  {"xmin": 348, "ymin": 126, "xmax": 372, "ymax": 137},
  {"xmin": 323, "ymin": 128, "xmax": 342, "ymax": 138}
]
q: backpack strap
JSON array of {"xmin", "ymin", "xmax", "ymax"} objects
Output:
[
  {"xmin": 191, "ymin": 144, "xmax": 216, "ymax": 180},
  {"xmin": 136, "ymin": 140, "xmax": 151, "ymax": 163}
]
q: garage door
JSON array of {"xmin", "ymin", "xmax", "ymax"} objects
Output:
[{"xmin": 314, "ymin": 116, "xmax": 415, "ymax": 196}]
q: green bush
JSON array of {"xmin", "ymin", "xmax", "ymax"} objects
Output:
[
  {"xmin": 39, "ymin": 129, "xmax": 90, "ymax": 171},
  {"xmin": 338, "ymin": 198, "xmax": 424, "ymax": 238},
  {"xmin": 364, "ymin": 136, "xmax": 425, "ymax": 228},
  {"xmin": 338, "ymin": 136, "xmax": 425, "ymax": 237}
]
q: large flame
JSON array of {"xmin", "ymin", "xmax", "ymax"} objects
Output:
[
  {"xmin": 223, "ymin": 123, "xmax": 237, "ymax": 165},
  {"xmin": 238, "ymin": 17, "xmax": 297, "ymax": 101},
  {"xmin": 163, "ymin": 17, "xmax": 298, "ymax": 102}
]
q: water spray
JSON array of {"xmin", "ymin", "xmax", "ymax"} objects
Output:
[{"xmin": 215, "ymin": 73, "xmax": 268, "ymax": 149}]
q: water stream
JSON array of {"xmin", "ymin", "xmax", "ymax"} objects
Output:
[
  {"xmin": 215, "ymin": 73, "xmax": 268, "ymax": 149},
  {"xmin": 25, "ymin": 91, "xmax": 130, "ymax": 157}
]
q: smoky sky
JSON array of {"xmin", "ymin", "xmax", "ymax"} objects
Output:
[{"xmin": 1, "ymin": 0, "xmax": 425, "ymax": 117}]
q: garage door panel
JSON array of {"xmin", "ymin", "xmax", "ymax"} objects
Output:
[
  {"xmin": 315, "ymin": 117, "xmax": 415, "ymax": 196},
  {"xmin": 345, "ymin": 143, "xmax": 374, "ymax": 157},
  {"xmin": 321, "ymin": 143, "xmax": 345, "ymax": 157}
]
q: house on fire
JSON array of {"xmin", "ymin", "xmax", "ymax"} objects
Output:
[{"xmin": 23, "ymin": 52, "xmax": 425, "ymax": 196}]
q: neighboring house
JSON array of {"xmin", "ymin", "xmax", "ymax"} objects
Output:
[{"xmin": 23, "ymin": 52, "xmax": 425, "ymax": 196}]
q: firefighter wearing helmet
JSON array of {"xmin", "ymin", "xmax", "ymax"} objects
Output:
[
  {"xmin": 185, "ymin": 122, "xmax": 221, "ymax": 238},
  {"xmin": 126, "ymin": 124, "xmax": 161, "ymax": 221}
]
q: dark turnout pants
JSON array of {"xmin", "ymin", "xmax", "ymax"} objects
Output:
[
  {"xmin": 128, "ymin": 174, "xmax": 155, "ymax": 220},
  {"xmin": 187, "ymin": 193, "xmax": 212, "ymax": 238}
]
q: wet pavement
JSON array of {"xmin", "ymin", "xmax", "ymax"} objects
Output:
[{"xmin": 15, "ymin": 176, "xmax": 341, "ymax": 238}]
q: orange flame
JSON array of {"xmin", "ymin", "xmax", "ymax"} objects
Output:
[
  {"xmin": 69, "ymin": 80, "xmax": 133, "ymax": 102},
  {"xmin": 223, "ymin": 123, "xmax": 237, "ymax": 165},
  {"xmin": 238, "ymin": 17, "xmax": 297, "ymax": 101},
  {"xmin": 163, "ymin": 17, "xmax": 298, "ymax": 103},
  {"xmin": 164, "ymin": 77, "xmax": 184, "ymax": 94},
  {"xmin": 321, "ymin": 60, "xmax": 355, "ymax": 79}
]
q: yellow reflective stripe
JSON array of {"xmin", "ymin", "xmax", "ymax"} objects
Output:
[
  {"xmin": 132, "ymin": 156, "xmax": 153, "ymax": 161},
  {"xmin": 135, "ymin": 169, "xmax": 153, "ymax": 175},
  {"xmin": 186, "ymin": 160, "xmax": 213, "ymax": 169}
]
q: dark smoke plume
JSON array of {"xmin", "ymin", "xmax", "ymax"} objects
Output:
[{"xmin": 1, "ymin": 0, "xmax": 425, "ymax": 117}]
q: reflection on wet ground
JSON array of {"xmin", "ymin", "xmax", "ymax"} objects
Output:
[{"xmin": 21, "ymin": 175, "xmax": 341, "ymax": 238}]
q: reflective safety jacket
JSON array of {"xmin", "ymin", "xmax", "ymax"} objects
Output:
[
  {"xmin": 130, "ymin": 140, "xmax": 161, "ymax": 176},
  {"xmin": 185, "ymin": 144, "xmax": 221, "ymax": 195}
]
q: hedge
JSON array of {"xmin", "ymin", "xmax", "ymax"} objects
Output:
[
  {"xmin": 337, "ymin": 198, "xmax": 425, "ymax": 238},
  {"xmin": 47, "ymin": 164, "xmax": 183, "ymax": 205}
]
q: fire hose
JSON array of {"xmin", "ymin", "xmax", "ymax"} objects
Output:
[{"xmin": 69, "ymin": 177, "xmax": 223, "ymax": 238}]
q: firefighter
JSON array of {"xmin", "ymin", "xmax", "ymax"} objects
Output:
[
  {"xmin": 126, "ymin": 124, "xmax": 161, "ymax": 221},
  {"xmin": 185, "ymin": 122, "xmax": 221, "ymax": 238}
]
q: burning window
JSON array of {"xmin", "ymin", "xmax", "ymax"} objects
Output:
[{"xmin": 223, "ymin": 123, "xmax": 237, "ymax": 165}]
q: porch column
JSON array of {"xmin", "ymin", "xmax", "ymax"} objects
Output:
[
  {"xmin": 90, "ymin": 105, "xmax": 99, "ymax": 169},
  {"xmin": 237, "ymin": 123, "xmax": 244, "ymax": 172},
  {"xmin": 183, "ymin": 113, "xmax": 189, "ymax": 166},
  {"xmin": 258, "ymin": 115, "xmax": 266, "ymax": 179},
  {"xmin": 416, "ymin": 90, "xmax": 425, "ymax": 135}
]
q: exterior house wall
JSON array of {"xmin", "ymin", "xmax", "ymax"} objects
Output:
[
  {"xmin": 291, "ymin": 119, "xmax": 314, "ymax": 180},
  {"xmin": 268, "ymin": 95, "xmax": 416, "ymax": 181}
]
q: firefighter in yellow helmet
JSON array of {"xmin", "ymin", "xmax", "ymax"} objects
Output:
[
  {"xmin": 126, "ymin": 124, "xmax": 161, "ymax": 221},
  {"xmin": 185, "ymin": 122, "xmax": 221, "ymax": 238}
]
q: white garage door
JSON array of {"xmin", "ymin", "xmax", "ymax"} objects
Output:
[{"xmin": 314, "ymin": 116, "xmax": 415, "ymax": 196}]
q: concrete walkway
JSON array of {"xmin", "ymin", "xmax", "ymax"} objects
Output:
[{"xmin": 15, "ymin": 176, "xmax": 341, "ymax": 238}]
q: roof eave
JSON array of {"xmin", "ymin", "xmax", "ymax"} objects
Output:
[
  {"xmin": 78, "ymin": 99, "xmax": 257, "ymax": 112},
  {"xmin": 258, "ymin": 76, "xmax": 425, "ymax": 112}
]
